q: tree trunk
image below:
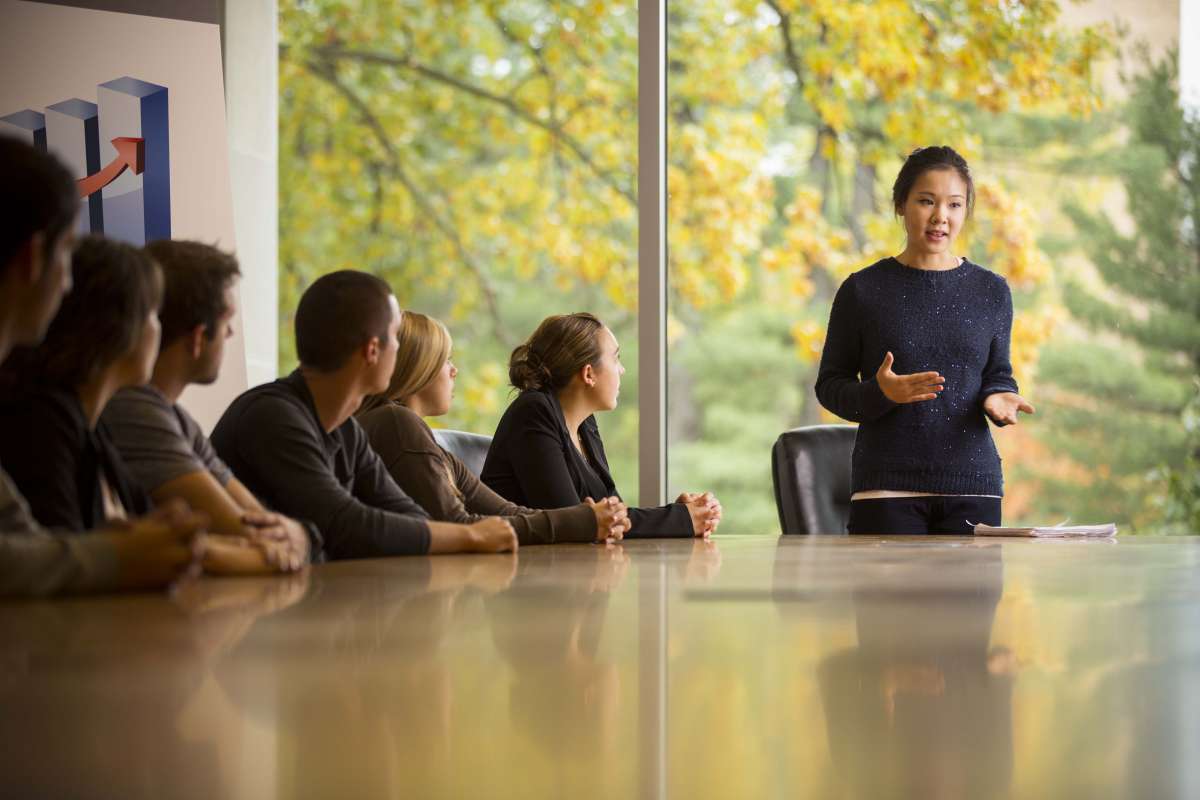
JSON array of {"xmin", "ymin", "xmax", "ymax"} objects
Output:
[{"xmin": 846, "ymin": 158, "xmax": 877, "ymax": 250}]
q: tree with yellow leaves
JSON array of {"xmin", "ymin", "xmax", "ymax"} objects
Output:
[
  {"xmin": 666, "ymin": 0, "xmax": 1111, "ymax": 530},
  {"xmin": 280, "ymin": 0, "xmax": 1117, "ymax": 530}
]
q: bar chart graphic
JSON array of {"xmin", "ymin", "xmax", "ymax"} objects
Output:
[{"xmin": 0, "ymin": 77, "xmax": 171, "ymax": 245}]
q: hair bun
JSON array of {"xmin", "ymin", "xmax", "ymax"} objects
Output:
[
  {"xmin": 508, "ymin": 313, "xmax": 605, "ymax": 393},
  {"xmin": 509, "ymin": 344, "xmax": 553, "ymax": 391}
]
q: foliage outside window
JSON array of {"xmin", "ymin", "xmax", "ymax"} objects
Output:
[{"xmin": 280, "ymin": 1, "xmax": 1196, "ymax": 533}]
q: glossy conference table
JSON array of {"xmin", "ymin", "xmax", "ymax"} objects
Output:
[{"xmin": 3, "ymin": 534, "xmax": 1199, "ymax": 799}]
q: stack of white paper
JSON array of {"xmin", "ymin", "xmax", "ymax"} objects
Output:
[{"xmin": 974, "ymin": 522, "xmax": 1117, "ymax": 538}]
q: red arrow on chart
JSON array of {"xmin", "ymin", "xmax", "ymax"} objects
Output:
[{"xmin": 76, "ymin": 137, "xmax": 144, "ymax": 198}]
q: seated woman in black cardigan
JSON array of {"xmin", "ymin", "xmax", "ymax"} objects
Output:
[
  {"xmin": 481, "ymin": 312, "xmax": 721, "ymax": 538},
  {"xmin": 0, "ymin": 236, "xmax": 299, "ymax": 575}
]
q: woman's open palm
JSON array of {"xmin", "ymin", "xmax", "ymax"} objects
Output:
[
  {"xmin": 983, "ymin": 392, "xmax": 1035, "ymax": 425},
  {"xmin": 876, "ymin": 352, "xmax": 945, "ymax": 404}
]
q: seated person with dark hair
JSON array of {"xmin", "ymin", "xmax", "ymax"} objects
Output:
[
  {"xmin": 210, "ymin": 270, "xmax": 517, "ymax": 558},
  {"xmin": 482, "ymin": 312, "xmax": 722, "ymax": 539},
  {"xmin": 0, "ymin": 140, "xmax": 203, "ymax": 597},
  {"xmin": 101, "ymin": 240, "xmax": 312, "ymax": 571},
  {"xmin": 1, "ymin": 236, "xmax": 164, "ymax": 528},
  {"xmin": 0, "ymin": 235, "xmax": 280, "ymax": 577}
]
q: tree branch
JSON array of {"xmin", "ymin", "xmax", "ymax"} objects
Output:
[
  {"xmin": 767, "ymin": 4, "xmax": 840, "ymax": 219},
  {"xmin": 765, "ymin": 0, "xmax": 805, "ymax": 89},
  {"xmin": 302, "ymin": 57, "xmax": 508, "ymax": 339},
  {"xmin": 308, "ymin": 44, "xmax": 636, "ymax": 205},
  {"xmin": 487, "ymin": 9, "xmax": 569, "ymax": 197}
]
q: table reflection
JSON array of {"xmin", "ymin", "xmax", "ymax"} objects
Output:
[
  {"xmin": 487, "ymin": 544, "xmax": 631, "ymax": 761},
  {"xmin": 678, "ymin": 537, "xmax": 723, "ymax": 585},
  {"xmin": 6, "ymin": 536, "xmax": 1198, "ymax": 800},
  {"xmin": 0, "ymin": 570, "xmax": 311, "ymax": 799},
  {"xmin": 212, "ymin": 556, "xmax": 517, "ymax": 798},
  {"xmin": 817, "ymin": 545, "xmax": 1013, "ymax": 800}
]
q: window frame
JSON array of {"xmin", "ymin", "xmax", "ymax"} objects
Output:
[{"xmin": 638, "ymin": 0, "xmax": 667, "ymax": 507}]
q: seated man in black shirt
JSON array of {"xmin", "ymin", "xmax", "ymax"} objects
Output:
[{"xmin": 211, "ymin": 270, "xmax": 516, "ymax": 559}]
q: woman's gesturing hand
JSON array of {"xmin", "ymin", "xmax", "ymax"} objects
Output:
[
  {"xmin": 876, "ymin": 351, "xmax": 945, "ymax": 404},
  {"xmin": 983, "ymin": 392, "xmax": 1035, "ymax": 425}
]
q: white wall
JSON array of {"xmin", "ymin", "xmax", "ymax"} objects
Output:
[
  {"xmin": 1183, "ymin": 0, "xmax": 1200, "ymax": 112},
  {"xmin": 218, "ymin": 0, "xmax": 278, "ymax": 391},
  {"xmin": 1, "ymin": 1, "xmax": 248, "ymax": 433}
]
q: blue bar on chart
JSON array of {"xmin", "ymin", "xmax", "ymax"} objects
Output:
[
  {"xmin": 46, "ymin": 99, "xmax": 103, "ymax": 234},
  {"xmin": 0, "ymin": 110, "xmax": 47, "ymax": 149},
  {"xmin": 97, "ymin": 77, "xmax": 171, "ymax": 245}
]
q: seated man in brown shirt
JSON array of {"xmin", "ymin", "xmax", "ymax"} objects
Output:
[{"xmin": 357, "ymin": 311, "xmax": 629, "ymax": 545}]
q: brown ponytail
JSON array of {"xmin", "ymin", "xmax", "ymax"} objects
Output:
[{"xmin": 509, "ymin": 312, "xmax": 604, "ymax": 392}]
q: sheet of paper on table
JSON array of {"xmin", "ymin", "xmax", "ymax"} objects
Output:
[{"xmin": 974, "ymin": 522, "xmax": 1118, "ymax": 538}]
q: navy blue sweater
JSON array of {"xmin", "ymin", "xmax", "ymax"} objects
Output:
[{"xmin": 815, "ymin": 257, "xmax": 1019, "ymax": 496}]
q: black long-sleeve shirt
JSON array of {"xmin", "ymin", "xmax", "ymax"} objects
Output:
[
  {"xmin": 814, "ymin": 257, "xmax": 1019, "ymax": 496},
  {"xmin": 210, "ymin": 370, "xmax": 431, "ymax": 559},
  {"xmin": 480, "ymin": 389, "xmax": 692, "ymax": 538},
  {"xmin": 0, "ymin": 383, "xmax": 151, "ymax": 530}
]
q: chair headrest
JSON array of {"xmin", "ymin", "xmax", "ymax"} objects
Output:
[{"xmin": 431, "ymin": 429, "xmax": 493, "ymax": 478}]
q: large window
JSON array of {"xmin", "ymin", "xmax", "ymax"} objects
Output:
[
  {"xmin": 281, "ymin": 1, "xmax": 1195, "ymax": 534},
  {"xmin": 279, "ymin": 0, "xmax": 642, "ymax": 501},
  {"xmin": 665, "ymin": 1, "xmax": 1195, "ymax": 533}
]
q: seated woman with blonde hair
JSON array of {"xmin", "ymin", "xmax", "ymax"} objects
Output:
[
  {"xmin": 480, "ymin": 312, "xmax": 721, "ymax": 538},
  {"xmin": 357, "ymin": 311, "xmax": 628, "ymax": 544}
]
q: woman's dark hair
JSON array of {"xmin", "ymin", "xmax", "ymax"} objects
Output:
[
  {"xmin": 0, "ymin": 137, "xmax": 80, "ymax": 271},
  {"xmin": 891, "ymin": 145, "xmax": 975, "ymax": 217},
  {"xmin": 509, "ymin": 313, "xmax": 604, "ymax": 392},
  {"xmin": 2, "ymin": 235, "xmax": 162, "ymax": 388},
  {"xmin": 145, "ymin": 239, "xmax": 241, "ymax": 347},
  {"xmin": 295, "ymin": 270, "xmax": 394, "ymax": 372}
]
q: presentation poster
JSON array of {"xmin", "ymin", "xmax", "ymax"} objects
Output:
[{"xmin": 0, "ymin": 0, "xmax": 246, "ymax": 432}]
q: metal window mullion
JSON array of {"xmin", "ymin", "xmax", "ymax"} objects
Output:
[{"xmin": 638, "ymin": 0, "xmax": 667, "ymax": 508}]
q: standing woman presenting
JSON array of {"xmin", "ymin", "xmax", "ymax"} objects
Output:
[{"xmin": 815, "ymin": 146, "xmax": 1034, "ymax": 534}]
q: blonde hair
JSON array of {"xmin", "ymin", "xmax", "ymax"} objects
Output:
[{"xmin": 360, "ymin": 311, "xmax": 452, "ymax": 413}]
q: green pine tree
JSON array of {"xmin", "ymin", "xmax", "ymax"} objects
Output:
[{"xmin": 1040, "ymin": 51, "xmax": 1200, "ymax": 532}]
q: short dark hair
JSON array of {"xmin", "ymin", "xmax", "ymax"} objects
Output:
[
  {"xmin": 509, "ymin": 313, "xmax": 605, "ymax": 392},
  {"xmin": 295, "ymin": 270, "xmax": 394, "ymax": 372},
  {"xmin": 145, "ymin": 240, "xmax": 240, "ymax": 347},
  {"xmin": 0, "ymin": 137, "xmax": 80, "ymax": 271},
  {"xmin": 892, "ymin": 145, "xmax": 975, "ymax": 217},
  {"xmin": 3, "ymin": 235, "xmax": 162, "ymax": 388}
]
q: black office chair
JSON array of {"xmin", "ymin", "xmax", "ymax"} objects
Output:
[
  {"xmin": 771, "ymin": 424, "xmax": 856, "ymax": 535},
  {"xmin": 431, "ymin": 429, "xmax": 493, "ymax": 478}
]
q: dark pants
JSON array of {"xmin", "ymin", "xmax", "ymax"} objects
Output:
[{"xmin": 847, "ymin": 495, "xmax": 1001, "ymax": 535}]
